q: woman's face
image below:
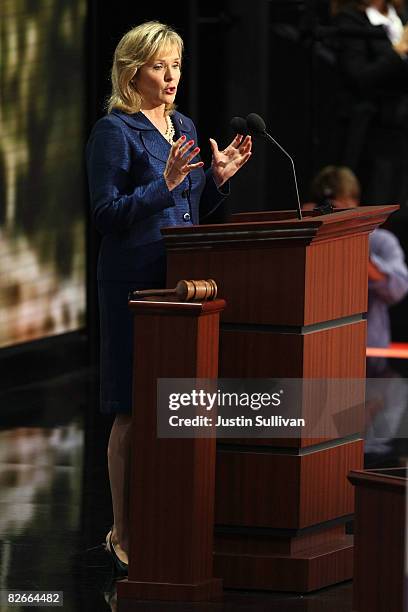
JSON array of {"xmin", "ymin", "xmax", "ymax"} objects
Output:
[{"xmin": 134, "ymin": 45, "xmax": 181, "ymax": 110}]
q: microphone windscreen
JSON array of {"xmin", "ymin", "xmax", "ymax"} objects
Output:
[
  {"xmin": 230, "ymin": 116, "xmax": 248, "ymax": 134},
  {"xmin": 246, "ymin": 113, "xmax": 266, "ymax": 134}
]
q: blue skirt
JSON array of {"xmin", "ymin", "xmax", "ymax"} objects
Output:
[{"xmin": 97, "ymin": 241, "xmax": 166, "ymax": 414}]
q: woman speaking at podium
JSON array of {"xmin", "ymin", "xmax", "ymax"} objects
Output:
[{"xmin": 86, "ymin": 21, "xmax": 252, "ymax": 576}]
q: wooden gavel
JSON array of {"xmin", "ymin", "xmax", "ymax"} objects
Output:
[{"xmin": 130, "ymin": 279, "xmax": 218, "ymax": 301}]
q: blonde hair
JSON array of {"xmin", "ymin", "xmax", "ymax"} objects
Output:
[
  {"xmin": 311, "ymin": 166, "xmax": 361, "ymax": 201},
  {"xmin": 107, "ymin": 21, "xmax": 183, "ymax": 114}
]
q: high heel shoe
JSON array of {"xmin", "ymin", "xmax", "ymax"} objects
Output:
[{"xmin": 105, "ymin": 530, "xmax": 128, "ymax": 578}]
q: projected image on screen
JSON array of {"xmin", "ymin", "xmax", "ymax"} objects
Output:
[{"xmin": 0, "ymin": 0, "xmax": 86, "ymax": 348}]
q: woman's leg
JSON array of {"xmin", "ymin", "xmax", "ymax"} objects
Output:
[{"xmin": 107, "ymin": 413, "xmax": 132, "ymax": 564}]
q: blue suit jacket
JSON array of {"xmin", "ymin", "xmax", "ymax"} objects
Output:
[{"xmin": 86, "ymin": 110, "xmax": 228, "ymax": 281}]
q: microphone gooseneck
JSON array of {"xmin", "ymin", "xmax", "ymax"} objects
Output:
[{"xmin": 246, "ymin": 113, "xmax": 303, "ymax": 221}]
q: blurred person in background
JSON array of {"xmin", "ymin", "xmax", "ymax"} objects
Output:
[
  {"xmin": 306, "ymin": 165, "xmax": 408, "ymax": 367},
  {"xmin": 306, "ymin": 165, "xmax": 408, "ymax": 464},
  {"xmin": 332, "ymin": 0, "xmax": 408, "ymax": 206}
]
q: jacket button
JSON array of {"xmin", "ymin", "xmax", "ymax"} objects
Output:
[
  {"xmin": 181, "ymin": 189, "xmax": 188, "ymax": 198},
  {"xmin": 183, "ymin": 212, "xmax": 191, "ymax": 221}
]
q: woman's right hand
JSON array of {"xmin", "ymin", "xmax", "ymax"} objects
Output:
[{"xmin": 164, "ymin": 135, "xmax": 204, "ymax": 191}]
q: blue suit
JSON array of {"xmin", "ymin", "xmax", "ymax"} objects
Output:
[{"xmin": 86, "ymin": 110, "xmax": 228, "ymax": 413}]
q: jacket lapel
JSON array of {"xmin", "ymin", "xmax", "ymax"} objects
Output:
[
  {"xmin": 172, "ymin": 112, "xmax": 194, "ymax": 140},
  {"xmin": 111, "ymin": 110, "xmax": 194, "ymax": 164},
  {"xmin": 140, "ymin": 131, "xmax": 171, "ymax": 163}
]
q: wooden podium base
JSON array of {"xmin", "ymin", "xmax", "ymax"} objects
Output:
[
  {"xmin": 214, "ymin": 534, "xmax": 353, "ymax": 592},
  {"xmin": 120, "ymin": 298, "xmax": 226, "ymax": 605},
  {"xmin": 117, "ymin": 577, "xmax": 223, "ymax": 602},
  {"xmin": 213, "ymin": 439, "xmax": 362, "ymax": 592}
]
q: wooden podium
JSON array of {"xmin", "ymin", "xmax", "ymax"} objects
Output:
[
  {"xmin": 348, "ymin": 467, "xmax": 407, "ymax": 612},
  {"xmin": 117, "ymin": 297, "xmax": 225, "ymax": 601},
  {"xmin": 162, "ymin": 206, "xmax": 398, "ymax": 593}
]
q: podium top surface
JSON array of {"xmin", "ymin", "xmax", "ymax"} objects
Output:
[
  {"xmin": 161, "ymin": 206, "xmax": 398, "ymax": 249},
  {"xmin": 128, "ymin": 296, "xmax": 226, "ymax": 317},
  {"xmin": 348, "ymin": 466, "xmax": 407, "ymax": 492}
]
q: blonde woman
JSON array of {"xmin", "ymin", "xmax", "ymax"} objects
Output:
[{"xmin": 86, "ymin": 21, "xmax": 251, "ymax": 576}]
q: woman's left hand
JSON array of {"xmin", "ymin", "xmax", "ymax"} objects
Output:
[{"xmin": 210, "ymin": 134, "xmax": 252, "ymax": 187}]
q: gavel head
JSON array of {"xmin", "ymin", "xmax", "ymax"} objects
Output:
[{"xmin": 175, "ymin": 279, "xmax": 218, "ymax": 301}]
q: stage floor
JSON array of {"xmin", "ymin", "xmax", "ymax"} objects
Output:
[{"xmin": 0, "ymin": 361, "xmax": 406, "ymax": 612}]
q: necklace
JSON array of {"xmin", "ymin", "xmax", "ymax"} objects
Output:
[
  {"xmin": 140, "ymin": 110, "xmax": 175, "ymax": 143},
  {"xmin": 163, "ymin": 115, "xmax": 175, "ymax": 144}
]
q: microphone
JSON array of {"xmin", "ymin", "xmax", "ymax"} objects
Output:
[
  {"xmin": 246, "ymin": 113, "xmax": 303, "ymax": 221},
  {"xmin": 230, "ymin": 116, "xmax": 248, "ymax": 134}
]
